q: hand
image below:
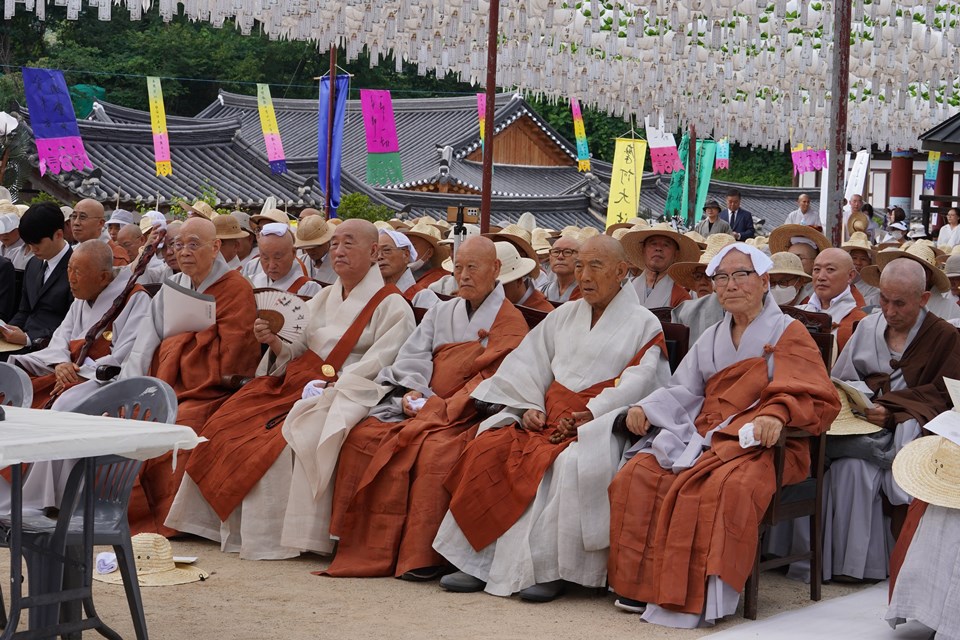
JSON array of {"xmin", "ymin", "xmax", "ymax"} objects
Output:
[
  {"xmin": 734, "ymin": 232, "xmax": 741, "ymax": 240},
  {"xmin": 864, "ymin": 405, "xmax": 891, "ymax": 428},
  {"xmin": 402, "ymin": 390, "xmax": 424, "ymax": 417},
  {"xmin": 521, "ymin": 409, "xmax": 546, "ymax": 432},
  {"xmin": 0, "ymin": 324, "xmax": 27, "ymax": 346},
  {"xmin": 753, "ymin": 415, "xmax": 785, "ymax": 448},
  {"xmin": 54, "ymin": 362, "xmax": 81, "ymax": 387},
  {"xmin": 253, "ymin": 318, "xmax": 281, "ymax": 354},
  {"xmin": 554, "ymin": 410, "xmax": 594, "ymax": 439},
  {"xmin": 625, "ymin": 406, "xmax": 651, "ymax": 436}
]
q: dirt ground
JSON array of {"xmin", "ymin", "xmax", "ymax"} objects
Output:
[{"xmin": 0, "ymin": 536, "xmax": 869, "ymax": 640}]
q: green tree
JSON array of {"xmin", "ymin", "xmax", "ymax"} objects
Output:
[{"xmin": 336, "ymin": 192, "xmax": 393, "ymax": 222}]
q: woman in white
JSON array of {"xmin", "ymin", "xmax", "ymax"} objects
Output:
[{"xmin": 936, "ymin": 207, "xmax": 960, "ymax": 249}]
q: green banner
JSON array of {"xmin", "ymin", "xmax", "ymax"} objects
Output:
[
  {"xmin": 366, "ymin": 152, "xmax": 403, "ymax": 185},
  {"xmin": 663, "ymin": 137, "xmax": 717, "ymax": 223},
  {"xmin": 663, "ymin": 133, "xmax": 689, "ymax": 219}
]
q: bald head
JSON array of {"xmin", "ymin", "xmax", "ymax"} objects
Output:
[
  {"xmin": 458, "ymin": 235, "xmax": 497, "ymax": 262},
  {"xmin": 811, "ymin": 248, "xmax": 856, "ymax": 305},
  {"xmin": 335, "ymin": 218, "xmax": 378, "ymax": 246},
  {"xmin": 583, "ymin": 234, "xmax": 627, "ymax": 262},
  {"xmin": 117, "ymin": 223, "xmax": 145, "ymax": 263},
  {"xmin": 455, "ymin": 236, "xmax": 500, "ymax": 309},
  {"xmin": 577, "ymin": 234, "xmax": 629, "ymax": 312},
  {"xmin": 71, "ymin": 198, "xmax": 107, "ymax": 242},
  {"xmin": 73, "ymin": 238, "xmax": 114, "ymax": 273},
  {"xmin": 176, "ymin": 218, "xmax": 221, "ymax": 286},
  {"xmin": 68, "ymin": 240, "xmax": 115, "ymax": 301},
  {"xmin": 880, "ymin": 258, "xmax": 927, "ymax": 296},
  {"xmin": 879, "ymin": 258, "xmax": 931, "ymax": 333},
  {"xmin": 74, "ymin": 199, "xmax": 104, "ymax": 218},
  {"xmin": 258, "ymin": 229, "xmax": 296, "ymax": 282},
  {"xmin": 330, "ymin": 218, "xmax": 379, "ymax": 291}
]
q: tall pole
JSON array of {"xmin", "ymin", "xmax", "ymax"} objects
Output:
[
  {"xmin": 324, "ymin": 45, "xmax": 337, "ymax": 220},
  {"xmin": 687, "ymin": 124, "xmax": 697, "ymax": 228},
  {"xmin": 825, "ymin": 0, "xmax": 851, "ymax": 247},
  {"xmin": 479, "ymin": 0, "xmax": 500, "ymax": 234}
]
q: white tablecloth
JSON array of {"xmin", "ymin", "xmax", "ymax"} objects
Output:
[{"xmin": 0, "ymin": 406, "xmax": 204, "ymax": 466}]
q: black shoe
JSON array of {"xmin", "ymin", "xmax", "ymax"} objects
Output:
[
  {"xmin": 400, "ymin": 565, "xmax": 446, "ymax": 582},
  {"xmin": 613, "ymin": 595, "xmax": 646, "ymax": 613},
  {"xmin": 518, "ymin": 580, "xmax": 565, "ymax": 603},
  {"xmin": 439, "ymin": 571, "xmax": 485, "ymax": 593}
]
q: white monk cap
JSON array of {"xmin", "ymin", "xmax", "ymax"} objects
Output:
[
  {"xmin": 378, "ymin": 228, "xmax": 418, "ymax": 262},
  {"xmin": 706, "ymin": 242, "xmax": 774, "ymax": 277}
]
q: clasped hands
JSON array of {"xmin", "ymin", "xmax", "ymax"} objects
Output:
[
  {"xmin": 623, "ymin": 406, "xmax": 784, "ymax": 447},
  {"xmin": 520, "ymin": 409, "xmax": 593, "ymax": 443}
]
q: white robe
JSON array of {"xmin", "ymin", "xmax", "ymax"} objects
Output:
[
  {"xmin": 537, "ymin": 273, "xmax": 578, "ymax": 302},
  {"xmin": 0, "ymin": 238, "xmax": 32, "ymax": 270},
  {"xmin": 784, "ymin": 209, "xmax": 821, "ymax": 226},
  {"xmin": 432, "ymin": 284, "xmax": 671, "ymax": 596},
  {"xmin": 925, "ymin": 290, "xmax": 960, "ymax": 322},
  {"xmin": 165, "ymin": 266, "xmax": 415, "ymax": 560},
  {"xmin": 426, "ymin": 273, "xmax": 458, "ymax": 295},
  {"xmin": 854, "ymin": 277, "xmax": 880, "ymax": 307},
  {"xmin": 631, "ymin": 271, "xmax": 682, "ymax": 308},
  {"xmin": 936, "ymin": 223, "xmax": 960, "ymax": 249},
  {"xmin": 800, "ymin": 285, "xmax": 859, "ymax": 359},
  {"xmin": 671, "ymin": 293, "xmax": 723, "ymax": 345},
  {"xmin": 306, "ymin": 254, "xmax": 336, "ymax": 284},
  {"xmin": 251, "ymin": 262, "xmax": 322, "ymax": 298}
]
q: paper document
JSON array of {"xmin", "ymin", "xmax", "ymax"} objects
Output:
[
  {"xmin": 943, "ymin": 377, "xmax": 960, "ymax": 410},
  {"xmin": 831, "ymin": 377, "xmax": 876, "ymax": 412},
  {"xmin": 924, "ymin": 412, "xmax": 960, "ymax": 447},
  {"xmin": 161, "ymin": 280, "xmax": 216, "ymax": 339}
]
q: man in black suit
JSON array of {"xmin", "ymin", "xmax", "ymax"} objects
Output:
[
  {"xmin": 1, "ymin": 203, "xmax": 74, "ymax": 355},
  {"xmin": 0, "ymin": 256, "xmax": 14, "ymax": 321},
  {"xmin": 720, "ymin": 189, "xmax": 756, "ymax": 241}
]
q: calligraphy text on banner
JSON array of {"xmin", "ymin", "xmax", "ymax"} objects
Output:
[
  {"xmin": 606, "ymin": 139, "xmax": 646, "ymax": 228},
  {"xmin": 256, "ymin": 83, "xmax": 287, "ymax": 174},
  {"xmin": 360, "ymin": 89, "xmax": 403, "ymax": 185},
  {"xmin": 146, "ymin": 76, "xmax": 171, "ymax": 176}
]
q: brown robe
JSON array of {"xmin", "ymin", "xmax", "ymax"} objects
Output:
[
  {"xmin": 850, "ymin": 284, "xmax": 866, "ymax": 307},
  {"xmin": 108, "ymin": 239, "xmax": 130, "ymax": 267},
  {"xmin": 402, "ymin": 281, "xmax": 425, "ymax": 303},
  {"xmin": 607, "ymin": 322, "xmax": 839, "ymax": 615},
  {"xmin": 888, "ymin": 499, "xmax": 928, "ymax": 600},
  {"xmin": 29, "ymin": 337, "xmax": 111, "ymax": 408},
  {"xmin": 669, "ymin": 282, "xmax": 691, "ymax": 308},
  {"xmin": 323, "ymin": 301, "xmax": 528, "ymax": 577},
  {"xmin": 520, "ymin": 288, "xmax": 555, "ymax": 312}
]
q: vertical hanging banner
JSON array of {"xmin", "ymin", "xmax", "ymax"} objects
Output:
[
  {"xmin": 570, "ymin": 98, "xmax": 591, "ymax": 172},
  {"xmin": 663, "ymin": 133, "xmax": 690, "ymax": 217},
  {"xmin": 256, "ymin": 83, "xmax": 287, "ymax": 174},
  {"xmin": 715, "ymin": 138, "xmax": 730, "ymax": 170},
  {"xmin": 146, "ymin": 77, "xmax": 172, "ymax": 176},
  {"xmin": 923, "ymin": 151, "xmax": 941, "ymax": 191},
  {"xmin": 360, "ymin": 89, "xmax": 402, "ymax": 185},
  {"xmin": 792, "ymin": 143, "xmax": 829, "ymax": 175},
  {"xmin": 605, "ymin": 138, "xmax": 647, "ymax": 228},
  {"xmin": 477, "ymin": 93, "xmax": 486, "ymax": 147},
  {"xmin": 317, "ymin": 75, "xmax": 350, "ymax": 217},
  {"xmin": 22, "ymin": 67, "xmax": 93, "ymax": 176},
  {"xmin": 683, "ymin": 140, "xmax": 717, "ymax": 222},
  {"xmin": 645, "ymin": 115, "xmax": 683, "ymax": 174}
]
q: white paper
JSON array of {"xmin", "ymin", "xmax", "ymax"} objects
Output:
[
  {"xmin": 832, "ymin": 377, "xmax": 876, "ymax": 411},
  {"xmin": 161, "ymin": 280, "xmax": 216, "ymax": 339},
  {"xmin": 739, "ymin": 422, "xmax": 761, "ymax": 448},
  {"xmin": 924, "ymin": 411, "xmax": 960, "ymax": 448},
  {"xmin": 943, "ymin": 377, "xmax": 960, "ymax": 410}
]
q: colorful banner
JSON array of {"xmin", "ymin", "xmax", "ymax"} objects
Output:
[
  {"xmin": 663, "ymin": 137, "xmax": 715, "ymax": 222},
  {"xmin": 22, "ymin": 67, "xmax": 93, "ymax": 176},
  {"xmin": 571, "ymin": 98, "xmax": 591, "ymax": 172},
  {"xmin": 146, "ymin": 76, "xmax": 171, "ymax": 176},
  {"xmin": 477, "ymin": 93, "xmax": 486, "ymax": 146},
  {"xmin": 645, "ymin": 115, "xmax": 683, "ymax": 174},
  {"xmin": 317, "ymin": 75, "xmax": 350, "ymax": 217},
  {"xmin": 715, "ymin": 137, "xmax": 730, "ymax": 170},
  {"xmin": 923, "ymin": 150, "xmax": 942, "ymax": 191},
  {"xmin": 791, "ymin": 143, "xmax": 828, "ymax": 175},
  {"xmin": 256, "ymin": 83, "xmax": 287, "ymax": 174},
  {"xmin": 360, "ymin": 89, "xmax": 402, "ymax": 185},
  {"xmin": 663, "ymin": 133, "xmax": 690, "ymax": 216},
  {"xmin": 605, "ymin": 138, "xmax": 647, "ymax": 228}
]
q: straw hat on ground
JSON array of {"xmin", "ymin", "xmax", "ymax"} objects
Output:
[
  {"xmin": 181, "ymin": 200, "xmax": 217, "ymax": 221},
  {"xmin": 620, "ymin": 222, "xmax": 701, "ymax": 269},
  {"xmin": 295, "ymin": 216, "xmax": 335, "ymax": 248},
  {"xmin": 668, "ymin": 234, "xmax": 736, "ymax": 290},
  {"xmin": 494, "ymin": 241, "xmax": 538, "ymax": 284},
  {"xmin": 827, "ymin": 385, "xmax": 881, "ymax": 436},
  {"xmin": 212, "ymin": 214, "xmax": 248, "ymax": 240},
  {"xmin": 251, "ymin": 208, "xmax": 290, "ymax": 227},
  {"xmin": 94, "ymin": 534, "xmax": 209, "ymax": 586},
  {"xmin": 769, "ymin": 224, "xmax": 831, "ymax": 254},
  {"xmin": 846, "ymin": 211, "xmax": 870, "ymax": 237},
  {"xmin": 485, "ymin": 224, "xmax": 540, "ymax": 278},
  {"xmin": 768, "ymin": 252, "xmax": 813, "ymax": 281},
  {"xmin": 874, "ymin": 243, "xmax": 951, "ymax": 293},
  {"xmin": 892, "ymin": 436, "xmax": 960, "ymax": 509},
  {"xmin": 841, "ymin": 231, "xmax": 874, "ymax": 258}
]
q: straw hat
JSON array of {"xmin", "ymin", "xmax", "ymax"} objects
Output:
[
  {"xmin": 0, "ymin": 199, "xmax": 20, "ymax": 216},
  {"xmin": 294, "ymin": 215, "xmax": 335, "ymax": 248},
  {"xmin": 827, "ymin": 385, "xmax": 881, "ymax": 436},
  {"xmin": 15, "ymin": 204, "xmax": 28, "ymax": 216},
  {"xmin": 892, "ymin": 435, "xmax": 960, "ymax": 509},
  {"xmin": 431, "ymin": 218, "xmax": 451, "ymax": 231},
  {"xmin": 840, "ymin": 231, "xmax": 874, "ymax": 258},
  {"xmin": 251, "ymin": 208, "xmax": 290, "ymax": 226},
  {"xmin": 494, "ymin": 241, "xmax": 537, "ymax": 284},
  {"xmin": 943, "ymin": 254, "xmax": 960, "ymax": 278},
  {"xmin": 935, "ymin": 244, "xmax": 960, "ymax": 264},
  {"xmin": 327, "ymin": 218, "xmax": 343, "ymax": 227},
  {"xmin": 228, "ymin": 211, "xmax": 254, "ymax": 236},
  {"xmin": 768, "ymin": 251, "xmax": 813, "ymax": 281},
  {"xmin": 746, "ymin": 236, "xmax": 769, "ymax": 249},
  {"xmin": 531, "ymin": 228, "xmax": 554, "ymax": 256},
  {"xmin": 373, "ymin": 220, "xmax": 394, "ymax": 231},
  {"xmin": 387, "ymin": 218, "xmax": 411, "ymax": 230},
  {"xmin": 769, "ymin": 224, "xmax": 831, "ymax": 254},
  {"xmin": 874, "ymin": 243, "xmax": 951, "ymax": 293},
  {"xmin": 402, "ymin": 221, "xmax": 446, "ymax": 267},
  {"xmin": 684, "ymin": 229, "xmax": 707, "ymax": 249},
  {"xmin": 859, "ymin": 264, "xmax": 881, "ymax": 287},
  {"xmin": 620, "ymin": 222, "xmax": 702, "ymax": 269},
  {"xmin": 668, "ymin": 234, "xmax": 736, "ymax": 290},
  {"xmin": 846, "ymin": 210, "xmax": 870, "ymax": 236},
  {"xmin": 579, "ymin": 226, "xmax": 599, "ymax": 239},
  {"xmin": 182, "ymin": 200, "xmax": 216, "ymax": 221},
  {"xmin": 93, "ymin": 534, "xmax": 209, "ymax": 586},
  {"xmin": 212, "ymin": 214, "xmax": 248, "ymax": 240},
  {"xmin": 559, "ymin": 225, "xmax": 582, "ymax": 239}
]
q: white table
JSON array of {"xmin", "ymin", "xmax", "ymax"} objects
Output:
[{"xmin": 0, "ymin": 406, "xmax": 204, "ymax": 639}]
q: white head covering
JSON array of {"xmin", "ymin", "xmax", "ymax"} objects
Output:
[
  {"xmin": 0, "ymin": 212, "xmax": 18, "ymax": 234},
  {"xmin": 139, "ymin": 210, "xmax": 167, "ymax": 232},
  {"xmin": 378, "ymin": 228, "xmax": 418, "ymax": 261},
  {"xmin": 259, "ymin": 222, "xmax": 292, "ymax": 238},
  {"xmin": 706, "ymin": 242, "xmax": 774, "ymax": 277},
  {"xmin": 790, "ymin": 236, "xmax": 819, "ymax": 250}
]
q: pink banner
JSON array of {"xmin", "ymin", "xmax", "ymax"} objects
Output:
[
  {"xmin": 152, "ymin": 133, "xmax": 171, "ymax": 162},
  {"xmin": 263, "ymin": 133, "xmax": 285, "ymax": 162},
  {"xmin": 650, "ymin": 146, "xmax": 683, "ymax": 174},
  {"xmin": 35, "ymin": 136, "xmax": 94, "ymax": 176},
  {"xmin": 715, "ymin": 159, "xmax": 729, "ymax": 169},
  {"xmin": 792, "ymin": 148, "xmax": 827, "ymax": 175},
  {"xmin": 360, "ymin": 89, "xmax": 400, "ymax": 154}
]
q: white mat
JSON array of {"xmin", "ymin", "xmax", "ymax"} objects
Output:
[{"xmin": 705, "ymin": 583, "xmax": 933, "ymax": 639}]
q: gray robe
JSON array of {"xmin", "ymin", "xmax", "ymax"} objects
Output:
[
  {"xmin": 671, "ymin": 293, "xmax": 724, "ymax": 345},
  {"xmin": 631, "ymin": 271, "xmax": 682, "ymax": 309}
]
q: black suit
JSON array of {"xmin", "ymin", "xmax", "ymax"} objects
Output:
[
  {"xmin": 720, "ymin": 208, "xmax": 756, "ymax": 240},
  {"xmin": 10, "ymin": 249, "xmax": 74, "ymax": 351},
  {"xmin": 0, "ymin": 257, "xmax": 14, "ymax": 322}
]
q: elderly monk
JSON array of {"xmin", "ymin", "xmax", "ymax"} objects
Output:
[
  {"xmin": 435, "ymin": 235, "xmax": 670, "ymax": 602},
  {"xmin": 250, "ymin": 223, "xmax": 321, "ymax": 298},
  {"xmin": 324, "ymin": 237, "xmax": 529, "ymax": 579},
  {"xmin": 116, "ymin": 223, "xmax": 145, "ymax": 264},
  {"xmin": 10, "ymin": 240, "xmax": 151, "ymax": 408},
  {"xmin": 623, "ymin": 224, "xmax": 697, "ymax": 309},
  {"xmin": 498, "ymin": 242, "xmax": 554, "ymax": 312},
  {"xmin": 800, "ymin": 248, "xmax": 867, "ymax": 354},
  {"xmin": 823, "ymin": 258, "xmax": 960, "ymax": 582},
  {"xmin": 214, "ymin": 214, "xmax": 246, "ymax": 269},
  {"xmin": 69, "ymin": 199, "xmax": 129, "ymax": 266},
  {"xmin": 669, "ymin": 234, "xmax": 736, "ymax": 344},
  {"xmin": 296, "ymin": 215, "xmax": 336, "ymax": 283},
  {"xmin": 0, "ymin": 207, "xmax": 32, "ymax": 269},
  {"xmin": 403, "ymin": 221, "xmax": 448, "ymax": 287},
  {"xmin": 607, "ymin": 243, "xmax": 840, "ymax": 627},
  {"xmin": 122, "ymin": 217, "xmax": 260, "ymax": 535},
  {"xmin": 231, "ymin": 211, "xmax": 259, "ymax": 269},
  {"xmin": 166, "ymin": 219, "xmax": 416, "ymax": 559},
  {"xmin": 537, "ymin": 235, "xmax": 581, "ymax": 302},
  {"xmin": 377, "ymin": 229, "xmax": 424, "ymax": 302}
]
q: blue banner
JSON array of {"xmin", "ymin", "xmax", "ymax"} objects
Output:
[
  {"xmin": 318, "ymin": 75, "xmax": 350, "ymax": 218},
  {"xmin": 22, "ymin": 67, "xmax": 93, "ymax": 176}
]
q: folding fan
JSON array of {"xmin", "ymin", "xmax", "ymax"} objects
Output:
[{"xmin": 253, "ymin": 288, "xmax": 310, "ymax": 343}]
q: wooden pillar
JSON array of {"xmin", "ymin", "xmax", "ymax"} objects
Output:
[
  {"xmin": 888, "ymin": 150, "xmax": 914, "ymax": 211},
  {"xmin": 934, "ymin": 156, "xmax": 954, "ymax": 209}
]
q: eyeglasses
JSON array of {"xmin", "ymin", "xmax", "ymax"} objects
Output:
[
  {"xmin": 549, "ymin": 248, "xmax": 578, "ymax": 258},
  {"xmin": 691, "ymin": 271, "xmax": 709, "ymax": 281},
  {"xmin": 172, "ymin": 240, "xmax": 211, "ymax": 253},
  {"xmin": 69, "ymin": 213, "xmax": 103, "ymax": 222},
  {"xmin": 711, "ymin": 270, "xmax": 757, "ymax": 286}
]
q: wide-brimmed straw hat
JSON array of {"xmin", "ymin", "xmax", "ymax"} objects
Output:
[
  {"xmin": 250, "ymin": 208, "xmax": 290, "ymax": 227},
  {"xmin": 874, "ymin": 243, "xmax": 951, "ymax": 293},
  {"xmin": 668, "ymin": 233, "xmax": 736, "ymax": 290},
  {"xmin": 684, "ymin": 230, "xmax": 708, "ymax": 249},
  {"xmin": 181, "ymin": 200, "xmax": 216, "ymax": 221},
  {"xmin": 212, "ymin": 214, "xmax": 248, "ymax": 240},
  {"xmin": 935, "ymin": 244, "xmax": 960, "ymax": 265},
  {"xmin": 846, "ymin": 210, "xmax": 870, "ymax": 236},
  {"xmin": 859, "ymin": 264, "xmax": 881, "ymax": 287},
  {"xmin": 827, "ymin": 385, "xmax": 882, "ymax": 436},
  {"xmin": 769, "ymin": 224, "xmax": 831, "ymax": 254},
  {"xmin": 93, "ymin": 534, "xmax": 209, "ymax": 587},
  {"xmin": 768, "ymin": 251, "xmax": 813, "ymax": 281},
  {"xmin": 621, "ymin": 222, "xmax": 701, "ymax": 269},
  {"xmin": 841, "ymin": 231, "xmax": 874, "ymax": 258},
  {"xmin": 892, "ymin": 435, "xmax": 960, "ymax": 509},
  {"xmin": 494, "ymin": 241, "xmax": 537, "ymax": 284},
  {"xmin": 295, "ymin": 215, "xmax": 335, "ymax": 248},
  {"xmin": 531, "ymin": 228, "xmax": 554, "ymax": 256},
  {"xmin": 0, "ymin": 200, "xmax": 19, "ymax": 216},
  {"xmin": 387, "ymin": 218, "xmax": 411, "ymax": 231},
  {"xmin": 605, "ymin": 217, "xmax": 648, "ymax": 235},
  {"xmin": 402, "ymin": 221, "xmax": 447, "ymax": 267}
]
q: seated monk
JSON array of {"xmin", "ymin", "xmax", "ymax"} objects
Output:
[
  {"xmin": 435, "ymin": 235, "xmax": 670, "ymax": 602},
  {"xmin": 165, "ymin": 219, "xmax": 416, "ymax": 560},
  {"xmin": 376, "ymin": 228, "xmax": 424, "ymax": 302},
  {"xmin": 250, "ymin": 223, "xmax": 322, "ymax": 298},
  {"xmin": 403, "ymin": 221, "xmax": 448, "ymax": 287},
  {"xmin": 607, "ymin": 242, "xmax": 840, "ymax": 628},
  {"xmin": 537, "ymin": 234, "xmax": 581, "ymax": 302},
  {"xmin": 823, "ymin": 258, "xmax": 960, "ymax": 582},
  {"xmin": 121, "ymin": 217, "xmax": 261, "ymax": 535},
  {"xmin": 69, "ymin": 199, "xmax": 129, "ymax": 267},
  {"xmin": 497, "ymin": 242, "xmax": 554, "ymax": 312},
  {"xmin": 621, "ymin": 223, "xmax": 699, "ymax": 309},
  {"xmin": 669, "ymin": 234, "xmax": 735, "ymax": 343},
  {"xmin": 295, "ymin": 215, "xmax": 336, "ymax": 283},
  {"xmin": 324, "ymin": 237, "xmax": 529, "ymax": 579},
  {"xmin": 799, "ymin": 248, "xmax": 867, "ymax": 354}
]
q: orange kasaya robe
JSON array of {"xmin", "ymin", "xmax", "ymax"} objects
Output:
[
  {"xmin": 888, "ymin": 499, "xmax": 928, "ymax": 601},
  {"xmin": 850, "ymin": 283, "xmax": 866, "ymax": 307},
  {"xmin": 323, "ymin": 301, "xmax": 529, "ymax": 577},
  {"xmin": 444, "ymin": 335, "xmax": 667, "ymax": 552},
  {"xmin": 607, "ymin": 322, "xmax": 839, "ymax": 616},
  {"xmin": 521, "ymin": 288, "xmax": 555, "ymax": 313},
  {"xmin": 402, "ymin": 281, "xmax": 425, "ymax": 304},
  {"xmin": 415, "ymin": 267, "xmax": 448, "ymax": 288},
  {"xmin": 129, "ymin": 270, "xmax": 260, "ymax": 536},
  {"xmin": 670, "ymin": 282, "xmax": 691, "ymax": 308},
  {"xmin": 108, "ymin": 239, "xmax": 130, "ymax": 267},
  {"xmin": 835, "ymin": 307, "xmax": 867, "ymax": 354}
]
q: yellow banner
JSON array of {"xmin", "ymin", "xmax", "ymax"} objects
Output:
[{"xmin": 606, "ymin": 138, "xmax": 647, "ymax": 229}]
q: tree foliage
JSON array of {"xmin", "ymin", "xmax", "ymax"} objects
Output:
[{"xmin": 336, "ymin": 192, "xmax": 393, "ymax": 222}]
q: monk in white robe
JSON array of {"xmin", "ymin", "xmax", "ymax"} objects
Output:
[
  {"xmin": 376, "ymin": 229, "xmax": 425, "ymax": 302},
  {"xmin": 537, "ymin": 236, "xmax": 581, "ymax": 302},
  {"xmin": 435, "ymin": 235, "xmax": 670, "ymax": 601},
  {"xmin": 622, "ymin": 226, "xmax": 696, "ymax": 309},
  {"xmin": 249, "ymin": 223, "xmax": 322, "ymax": 297},
  {"xmin": 799, "ymin": 249, "xmax": 866, "ymax": 354},
  {"xmin": 165, "ymin": 219, "xmax": 416, "ymax": 560}
]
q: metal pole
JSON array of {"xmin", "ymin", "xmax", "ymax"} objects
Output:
[
  {"xmin": 324, "ymin": 45, "xmax": 337, "ymax": 220},
  {"xmin": 479, "ymin": 0, "xmax": 500, "ymax": 234},
  {"xmin": 825, "ymin": 0, "xmax": 851, "ymax": 248},
  {"xmin": 687, "ymin": 124, "xmax": 697, "ymax": 228}
]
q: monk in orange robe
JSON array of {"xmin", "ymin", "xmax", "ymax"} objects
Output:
[{"xmin": 799, "ymin": 248, "xmax": 866, "ymax": 354}]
